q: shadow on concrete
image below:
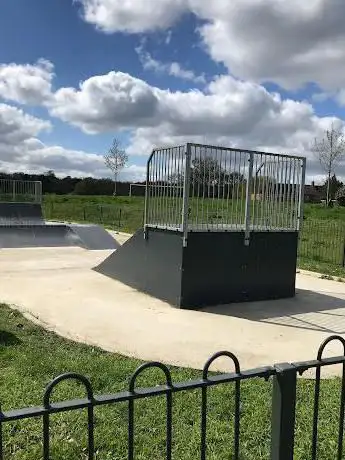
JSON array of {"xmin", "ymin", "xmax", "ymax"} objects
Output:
[
  {"xmin": 0, "ymin": 330, "xmax": 21, "ymax": 346},
  {"xmin": 201, "ymin": 289, "xmax": 345, "ymax": 333}
]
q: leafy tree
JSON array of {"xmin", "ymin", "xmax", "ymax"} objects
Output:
[
  {"xmin": 323, "ymin": 174, "xmax": 343, "ymax": 200},
  {"xmin": 336, "ymin": 185, "xmax": 345, "ymax": 206}
]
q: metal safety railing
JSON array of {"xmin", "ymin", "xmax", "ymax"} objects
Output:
[
  {"xmin": 0, "ymin": 335, "xmax": 345, "ymax": 459},
  {"xmin": 0, "ymin": 179, "xmax": 42, "ymax": 203},
  {"xmin": 144, "ymin": 143, "xmax": 306, "ymax": 245}
]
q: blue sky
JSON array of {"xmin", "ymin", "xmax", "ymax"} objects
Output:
[{"xmin": 1, "ymin": 0, "xmax": 345, "ymax": 182}]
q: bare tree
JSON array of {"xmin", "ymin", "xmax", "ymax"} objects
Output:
[
  {"xmin": 104, "ymin": 138, "xmax": 128, "ymax": 196},
  {"xmin": 312, "ymin": 123, "xmax": 345, "ymax": 206}
]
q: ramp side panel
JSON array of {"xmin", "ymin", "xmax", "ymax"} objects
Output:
[
  {"xmin": 0, "ymin": 203, "xmax": 44, "ymax": 226},
  {"xmin": 94, "ymin": 228, "xmax": 184, "ymax": 306},
  {"xmin": 181, "ymin": 231, "xmax": 298, "ymax": 308},
  {"xmin": 69, "ymin": 224, "xmax": 119, "ymax": 250},
  {"xmin": 0, "ymin": 225, "xmax": 84, "ymax": 248}
]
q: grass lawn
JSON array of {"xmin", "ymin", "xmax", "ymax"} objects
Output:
[
  {"xmin": 0, "ymin": 304, "xmax": 345, "ymax": 459},
  {"xmin": 42, "ymin": 194, "xmax": 345, "ymax": 277}
]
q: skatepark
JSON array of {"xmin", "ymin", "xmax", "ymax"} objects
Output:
[{"xmin": 1, "ymin": 144, "xmax": 345, "ymax": 377}]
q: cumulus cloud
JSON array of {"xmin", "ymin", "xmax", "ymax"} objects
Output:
[
  {"xmin": 47, "ymin": 69, "xmax": 342, "ymax": 165},
  {"xmin": 75, "ymin": 0, "xmax": 187, "ymax": 33},
  {"xmin": 76, "ymin": 0, "xmax": 345, "ymax": 92},
  {"xmin": 0, "ymin": 102, "xmax": 145, "ymax": 179},
  {"xmin": 49, "ymin": 71, "xmax": 160, "ymax": 134},
  {"xmin": 1, "ymin": 54, "xmax": 345, "ymax": 181},
  {"xmin": 0, "ymin": 59, "xmax": 54, "ymax": 105}
]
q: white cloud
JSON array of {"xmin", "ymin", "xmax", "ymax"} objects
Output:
[
  {"xmin": 0, "ymin": 102, "xmax": 145, "ymax": 179},
  {"xmin": 1, "ymin": 56, "xmax": 345, "ymax": 181},
  {"xmin": 47, "ymin": 70, "xmax": 342, "ymax": 165},
  {"xmin": 75, "ymin": 0, "xmax": 187, "ymax": 33},
  {"xmin": 0, "ymin": 59, "xmax": 54, "ymax": 105},
  {"xmin": 190, "ymin": 0, "xmax": 345, "ymax": 90},
  {"xmin": 49, "ymin": 71, "xmax": 159, "ymax": 134},
  {"xmin": 136, "ymin": 44, "xmax": 206, "ymax": 84},
  {"xmin": 76, "ymin": 0, "xmax": 345, "ymax": 92}
]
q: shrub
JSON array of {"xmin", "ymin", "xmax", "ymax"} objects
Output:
[{"xmin": 336, "ymin": 186, "xmax": 345, "ymax": 206}]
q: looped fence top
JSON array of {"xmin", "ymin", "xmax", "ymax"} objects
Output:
[
  {"xmin": 203, "ymin": 351, "xmax": 241, "ymax": 379},
  {"xmin": 129, "ymin": 362, "xmax": 173, "ymax": 393},
  {"xmin": 43, "ymin": 373, "xmax": 94, "ymax": 408}
]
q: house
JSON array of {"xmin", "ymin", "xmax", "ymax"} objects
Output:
[{"xmin": 304, "ymin": 182, "xmax": 324, "ymax": 203}]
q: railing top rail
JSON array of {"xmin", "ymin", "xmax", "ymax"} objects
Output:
[
  {"xmin": 0, "ymin": 178, "xmax": 42, "ymax": 184},
  {"xmin": 186, "ymin": 143, "xmax": 306, "ymax": 161}
]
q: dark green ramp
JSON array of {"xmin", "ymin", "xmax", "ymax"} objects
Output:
[{"xmin": 94, "ymin": 227, "xmax": 298, "ymax": 309}]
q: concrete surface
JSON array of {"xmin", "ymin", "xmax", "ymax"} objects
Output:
[{"xmin": 1, "ymin": 232, "xmax": 345, "ymax": 377}]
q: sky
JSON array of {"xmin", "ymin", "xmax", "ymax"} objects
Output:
[{"xmin": 1, "ymin": 0, "xmax": 345, "ymax": 184}]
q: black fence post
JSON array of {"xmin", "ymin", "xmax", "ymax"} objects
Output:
[
  {"xmin": 270, "ymin": 363, "xmax": 297, "ymax": 460},
  {"xmin": 342, "ymin": 224, "xmax": 345, "ymax": 267},
  {"xmin": 118, "ymin": 208, "xmax": 122, "ymax": 228}
]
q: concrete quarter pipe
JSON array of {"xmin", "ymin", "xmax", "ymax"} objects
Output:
[{"xmin": 0, "ymin": 202, "xmax": 119, "ymax": 250}]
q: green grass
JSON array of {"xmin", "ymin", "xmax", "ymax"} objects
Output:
[
  {"xmin": 43, "ymin": 195, "xmax": 144, "ymax": 234},
  {"xmin": 42, "ymin": 194, "xmax": 345, "ymax": 275},
  {"xmin": 1, "ymin": 304, "xmax": 345, "ymax": 459}
]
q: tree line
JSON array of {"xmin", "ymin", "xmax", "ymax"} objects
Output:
[{"xmin": 0, "ymin": 171, "xmax": 145, "ymax": 196}]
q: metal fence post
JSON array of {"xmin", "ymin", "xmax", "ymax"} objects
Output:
[
  {"xmin": 342, "ymin": 222, "xmax": 345, "ymax": 267},
  {"xmin": 144, "ymin": 151, "xmax": 154, "ymax": 240},
  {"xmin": 181, "ymin": 143, "xmax": 192, "ymax": 247},
  {"xmin": 244, "ymin": 152, "xmax": 254, "ymax": 246},
  {"xmin": 270, "ymin": 363, "xmax": 297, "ymax": 460}
]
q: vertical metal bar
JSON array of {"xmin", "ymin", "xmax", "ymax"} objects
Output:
[
  {"xmin": 297, "ymin": 158, "xmax": 306, "ymax": 232},
  {"xmin": 12, "ymin": 181, "xmax": 15, "ymax": 202},
  {"xmin": 43, "ymin": 412, "xmax": 50, "ymax": 460},
  {"xmin": 311, "ymin": 366, "xmax": 321, "ymax": 460},
  {"xmin": 166, "ymin": 148, "xmax": 172, "ymax": 227},
  {"xmin": 291, "ymin": 160, "xmax": 297, "ymax": 230},
  {"xmin": 166, "ymin": 391, "xmax": 173, "ymax": 460},
  {"xmin": 217, "ymin": 148, "xmax": 222, "ymax": 230},
  {"xmin": 88, "ymin": 405, "xmax": 94, "ymax": 460},
  {"xmin": 234, "ymin": 380, "xmax": 241, "ymax": 460},
  {"xmin": 244, "ymin": 152, "xmax": 254, "ymax": 246},
  {"xmin": 128, "ymin": 399, "xmax": 134, "ymax": 460},
  {"xmin": 160, "ymin": 150, "xmax": 165, "ymax": 227},
  {"xmin": 174, "ymin": 147, "xmax": 179, "ymax": 229},
  {"xmin": 181, "ymin": 144, "xmax": 191, "ymax": 246},
  {"xmin": 337, "ymin": 363, "xmax": 345, "ymax": 460},
  {"xmin": 201, "ymin": 145, "xmax": 206, "ymax": 228},
  {"xmin": 200, "ymin": 386, "xmax": 207, "ymax": 460},
  {"xmin": 144, "ymin": 152, "xmax": 153, "ymax": 238},
  {"xmin": 270, "ymin": 363, "xmax": 297, "ymax": 460}
]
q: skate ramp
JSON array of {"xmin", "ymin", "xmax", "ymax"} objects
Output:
[
  {"xmin": 0, "ymin": 223, "xmax": 120, "ymax": 250},
  {"xmin": 0, "ymin": 202, "xmax": 44, "ymax": 226},
  {"xmin": 0, "ymin": 224, "xmax": 82, "ymax": 248},
  {"xmin": 69, "ymin": 224, "xmax": 119, "ymax": 250}
]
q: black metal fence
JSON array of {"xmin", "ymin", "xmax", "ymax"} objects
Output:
[
  {"xmin": 299, "ymin": 219, "xmax": 345, "ymax": 266},
  {"xmin": 43, "ymin": 199, "xmax": 345, "ymax": 267},
  {"xmin": 1, "ymin": 335, "xmax": 345, "ymax": 459}
]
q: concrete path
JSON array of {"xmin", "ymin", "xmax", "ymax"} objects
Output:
[{"xmin": 1, "ymin": 232, "xmax": 345, "ymax": 377}]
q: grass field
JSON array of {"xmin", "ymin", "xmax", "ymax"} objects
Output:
[
  {"xmin": 1, "ymin": 303, "xmax": 345, "ymax": 460},
  {"xmin": 42, "ymin": 194, "xmax": 345, "ymax": 277}
]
